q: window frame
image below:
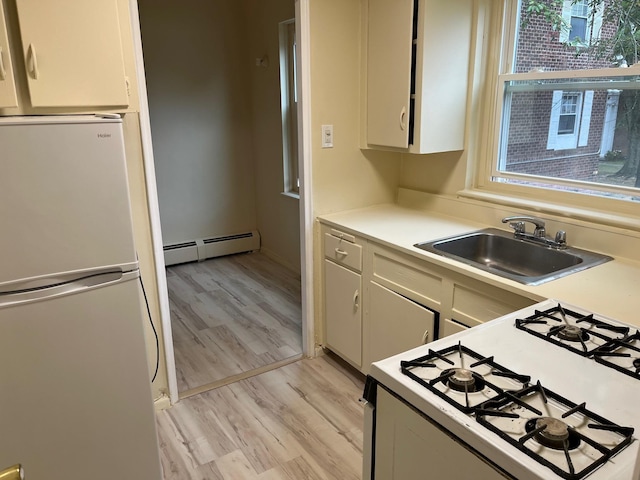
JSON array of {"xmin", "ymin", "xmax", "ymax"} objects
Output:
[
  {"xmin": 279, "ymin": 19, "xmax": 299, "ymax": 197},
  {"xmin": 469, "ymin": 0, "xmax": 640, "ymax": 222}
]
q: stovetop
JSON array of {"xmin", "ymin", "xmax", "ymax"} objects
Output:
[{"xmin": 368, "ymin": 299, "xmax": 640, "ymax": 480}]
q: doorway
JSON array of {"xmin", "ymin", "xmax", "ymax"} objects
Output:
[{"xmin": 137, "ymin": 0, "xmax": 305, "ymax": 398}]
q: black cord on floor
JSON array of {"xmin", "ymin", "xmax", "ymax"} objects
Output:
[{"xmin": 139, "ymin": 273, "xmax": 160, "ymax": 383}]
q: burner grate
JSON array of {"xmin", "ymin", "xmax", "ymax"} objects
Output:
[
  {"xmin": 400, "ymin": 342, "xmax": 530, "ymax": 413},
  {"xmin": 476, "ymin": 382, "xmax": 634, "ymax": 480},
  {"xmin": 515, "ymin": 304, "xmax": 629, "ymax": 357},
  {"xmin": 592, "ymin": 330, "xmax": 640, "ymax": 381}
]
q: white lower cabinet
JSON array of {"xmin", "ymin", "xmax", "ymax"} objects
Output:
[
  {"xmin": 367, "ymin": 281, "xmax": 435, "ymax": 365},
  {"xmin": 320, "ymin": 221, "xmax": 536, "ymax": 372},
  {"xmin": 324, "ymin": 258, "xmax": 362, "ymax": 368},
  {"xmin": 441, "ymin": 317, "xmax": 469, "ymax": 337},
  {"xmin": 374, "ymin": 387, "xmax": 507, "ymax": 479}
]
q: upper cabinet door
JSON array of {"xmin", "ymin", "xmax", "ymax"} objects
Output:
[
  {"xmin": 366, "ymin": 0, "xmax": 414, "ymax": 149},
  {"xmin": 15, "ymin": 0, "xmax": 129, "ymax": 107},
  {"xmin": 0, "ymin": 0, "xmax": 18, "ymax": 108}
]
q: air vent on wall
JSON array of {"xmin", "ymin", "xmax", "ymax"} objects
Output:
[{"xmin": 163, "ymin": 231, "xmax": 260, "ymax": 266}]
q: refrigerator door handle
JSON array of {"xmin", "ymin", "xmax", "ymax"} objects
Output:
[{"xmin": 0, "ymin": 269, "xmax": 139, "ymax": 308}]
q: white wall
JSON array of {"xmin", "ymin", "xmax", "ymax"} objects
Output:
[{"xmin": 138, "ymin": 1, "xmax": 258, "ymax": 245}]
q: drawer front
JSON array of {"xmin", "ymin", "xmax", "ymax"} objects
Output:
[
  {"xmin": 452, "ymin": 282, "xmax": 534, "ymax": 325},
  {"xmin": 371, "ymin": 251, "xmax": 441, "ymax": 311},
  {"xmin": 324, "ymin": 233, "xmax": 362, "ymax": 272}
]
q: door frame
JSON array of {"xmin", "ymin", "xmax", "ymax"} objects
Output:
[{"xmin": 130, "ymin": 0, "xmax": 314, "ymax": 404}]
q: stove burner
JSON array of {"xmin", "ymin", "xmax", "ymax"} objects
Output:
[
  {"xmin": 516, "ymin": 303, "xmax": 629, "ymax": 358},
  {"xmin": 400, "ymin": 343, "xmax": 531, "ymax": 413},
  {"xmin": 443, "ymin": 368, "xmax": 486, "ymax": 393},
  {"xmin": 477, "ymin": 382, "xmax": 635, "ymax": 480},
  {"xmin": 526, "ymin": 417, "xmax": 581, "ymax": 450},
  {"xmin": 556, "ymin": 325, "xmax": 589, "ymax": 342}
]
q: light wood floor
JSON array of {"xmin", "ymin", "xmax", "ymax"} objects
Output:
[
  {"xmin": 167, "ymin": 252, "xmax": 303, "ymax": 393},
  {"xmin": 157, "ymin": 354, "xmax": 366, "ymax": 480}
]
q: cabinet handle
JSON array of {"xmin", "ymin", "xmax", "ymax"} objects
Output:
[
  {"xmin": 399, "ymin": 106, "xmax": 406, "ymax": 131},
  {"xmin": 422, "ymin": 330, "xmax": 430, "ymax": 344},
  {"xmin": 335, "ymin": 248, "xmax": 348, "ymax": 256},
  {"xmin": 353, "ymin": 290, "xmax": 360, "ymax": 310},
  {"xmin": 27, "ymin": 43, "xmax": 38, "ymax": 80},
  {"xmin": 0, "ymin": 47, "xmax": 5, "ymax": 80}
]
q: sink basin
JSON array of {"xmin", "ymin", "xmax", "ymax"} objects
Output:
[{"xmin": 414, "ymin": 228, "xmax": 612, "ymax": 285}]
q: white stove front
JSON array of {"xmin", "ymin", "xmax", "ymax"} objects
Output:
[{"xmin": 368, "ymin": 299, "xmax": 640, "ymax": 480}]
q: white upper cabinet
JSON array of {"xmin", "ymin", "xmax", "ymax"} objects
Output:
[
  {"xmin": 366, "ymin": 0, "xmax": 414, "ymax": 149},
  {"xmin": 0, "ymin": 0, "xmax": 18, "ymax": 108},
  {"xmin": 15, "ymin": 0, "xmax": 129, "ymax": 108},
  {"xmin": 365, "ymin": 0, "xmax": 472, "ymax": 154}
]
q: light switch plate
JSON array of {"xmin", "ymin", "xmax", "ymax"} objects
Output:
[{"xmin": 321, "ymin": 125, "xmax": 334, "ymax": 148}]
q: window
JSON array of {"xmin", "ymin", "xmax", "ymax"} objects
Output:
[
  {"xmin": 546, "ymin": 90, "xmax": 593, "ymax": 150},
  {"xmin": 568, "ymin": 0, "xmax": 588, "ymax": 41},
  {"xmin": 558, "ymin": 92, "xmax": 579, "ymax": 134},
  {"xmin": 279, "ymin": 19, "xmax": 299, "ymax": 196},
  {"xmin": 559, "ymin": 0, "xmax": 603, "ymax": 44},
  {"xmin": 482, "ymin": 0, "xmax": 640, "ymax": 206}
]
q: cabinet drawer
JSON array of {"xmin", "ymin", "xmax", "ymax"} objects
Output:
[
  {"xmin": 324, "ymin": 233, "xmax": 362, "ymax": 272},
  {"xmin": 371, "ymin": 250, "xmax": 441, "ymax": 311},
  {"xmin": 452, "ymin": 282, "xmax": 534, "ymax": 326}
]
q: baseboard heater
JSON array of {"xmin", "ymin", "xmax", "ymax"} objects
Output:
[{"xmin": 163, "ymin": 230, "xmax": 260, "ymax": 266}]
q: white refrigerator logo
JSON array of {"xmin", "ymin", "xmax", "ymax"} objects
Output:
[{"xmin": 97, "ymin": 133, "xmax": 112, "ymax": 138}]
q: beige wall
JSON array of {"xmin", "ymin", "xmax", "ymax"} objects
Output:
[
  {"xmin": 400, "ymin": 151, "xmax": 468, "ymax": 195},
  {"xmin": 309, "ymin": 0, "xmax": 401, "ymax": 217},
  {"xmin": 245, "ymin": 0, "xmax": 301, "ymax": 272},
  {"xmin": 138, "ymin": 0, "xmax": 258, "ymax": 246}
]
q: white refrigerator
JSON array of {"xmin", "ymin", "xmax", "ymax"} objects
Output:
[{"xmin": 0, "ymin": 115, "xmax": 162, "ymax": 479}]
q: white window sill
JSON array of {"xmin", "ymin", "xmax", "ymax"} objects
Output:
[{"xmin": 457, "ymin": 188, "xmax": 640, "ymax": 233}]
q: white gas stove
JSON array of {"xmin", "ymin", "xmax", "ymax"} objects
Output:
[{"xmin": 364, "ymin": 299, "xmax": 640, "ymax": 480}]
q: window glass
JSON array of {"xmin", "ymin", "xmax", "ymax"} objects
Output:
[
  {"xmin": 279, "ymin": 19, "xmax": 299, "ymax": 195},
  {"xmin": 493, "ymin": 0, "xmax": 640, "ymax": 201}
]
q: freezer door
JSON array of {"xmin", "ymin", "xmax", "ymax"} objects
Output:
[
  {"xmin": 0, "ymin": 277, "xmax": 162, "ymax": 480},
  {"xmin": 0, "ymin": 116, "xmax": 137, "ymax": 284}
]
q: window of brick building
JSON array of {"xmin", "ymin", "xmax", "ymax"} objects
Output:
[
  {"xmin": 559, "ymin": 0, "xmax": 603, "ymax": 44},
  {"xmin": 569, "ymin": 0, "xmax": 588, "ymax": 40}
]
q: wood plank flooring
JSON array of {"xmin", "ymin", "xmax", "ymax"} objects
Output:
[
  {"xmin": 167, "ymin": 252, "xmax": 303, "ymax": 393},
  {"xmin": 157, "ymin": 354, "xmax": 366, "ymax": 480}
]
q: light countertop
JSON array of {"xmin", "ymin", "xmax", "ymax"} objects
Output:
[{"xmin": 318, "ymin": 203, "xmax": 640, "ymax": 327}]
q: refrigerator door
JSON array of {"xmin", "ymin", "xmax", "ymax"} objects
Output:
[
  {"xmin": 0, "ymin": 276, "xmax": 162, "ymax": 480},
  {"xmin": 0, "ymin": 115, "xmax": 137, "ymax": 286}
]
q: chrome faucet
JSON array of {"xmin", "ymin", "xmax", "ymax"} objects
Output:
[{"xmin": 501, "ymin": 215, "xmax": 567, "ymax": 249}]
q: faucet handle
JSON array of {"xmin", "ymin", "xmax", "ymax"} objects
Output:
[{"xmin": 555, "ymin": 230, "xmax": 567, "ymax": 245}]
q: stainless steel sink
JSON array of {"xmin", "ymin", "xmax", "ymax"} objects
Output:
[{"xmin": 414, "ymin": 228, "xmax": 612, "ymax": 285}]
